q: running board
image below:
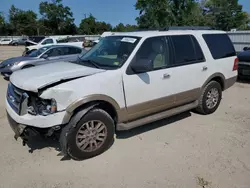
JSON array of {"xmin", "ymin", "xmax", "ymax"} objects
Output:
[{"xmin": 117, "ymin": 100, "xmax": 198, "ymax": 131}]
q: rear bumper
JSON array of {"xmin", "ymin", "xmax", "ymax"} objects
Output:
[
  {"xmin": 224, "ymin": 76, "xmax": 237, "ymax": 90},
  {"xmin": 238, "ymin": 63, "xmax": 250, "ymax": 78}
]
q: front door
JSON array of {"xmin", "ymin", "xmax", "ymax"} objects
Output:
[{"xmin": 122, "ymin": 36, "xmax": 176, "ymax": 121}]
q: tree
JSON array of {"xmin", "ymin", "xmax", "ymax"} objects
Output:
[
  {"xmin": 135, "ymin": 0, "xmax": 249, "ymax": 30},
  {"xmin": 0, "ymin": 12, "xmax": 7, "ymax": 35},
  {"xmin": 203, "ymin": 0, "xmax": 250, "ymax": 30},
  {"xmin": 9, "ymin": 5, "xmax": 38, "ymax": 35},
  {"xmin": 39, "ymin": 0, "xmax": 76, "ymax": 35},
  {"xmin": 113, "ymin": 23, "xmax": 138, "ymax": 32},
  {"xmin": 78, "ymin": 14, "xmax": 97, "ymax": 34}
]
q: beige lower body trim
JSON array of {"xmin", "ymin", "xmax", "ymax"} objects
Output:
[
  {"xmin": 117, "ymin": 88, "xmax": 200, "ymax": 123},
  {"xmin": 224, "ymin": 76, "xmax": 237, "ymax": 90}
]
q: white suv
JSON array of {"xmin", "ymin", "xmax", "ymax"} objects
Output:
[{"xmin": 6, "ymin": 28, "xmax": 238, "ymax": 160}]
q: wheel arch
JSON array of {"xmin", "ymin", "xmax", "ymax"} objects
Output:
[
  {"xmin": 202, "ymin": 73, "xmax": 226, "ymax": 91},
  {"xmin": 64, "ymin": 95, "xmax": 123, "ymax": 124}
]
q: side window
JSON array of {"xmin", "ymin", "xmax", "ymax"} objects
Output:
[
  {"xmin": 202, "ymin": 34, "xmax": 236, "ymax": 59},
  {"xmin": 68, "ymin": 47, "xmax": 82, "ymax": 54},
  {"xmin": 46, "ymin": 48, "xmax": 63, "ymax": 57},
  {"xmin": 133, "ymin": 36, "xmax": 170, "ymax": 70},
  {"xmin": 171, "ymin": 35, "xmax": 204, "ymax": 65},
  {"xmin": 42, "ymin": 39, "xmax": 53, "ymax": 45}
]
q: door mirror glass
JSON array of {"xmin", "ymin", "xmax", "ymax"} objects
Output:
[{"xmin": 130, "ymin": 59, "xmax": 153, "ymax": 73}]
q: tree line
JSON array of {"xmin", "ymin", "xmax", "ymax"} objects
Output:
[{"xmin": 0, "ymin": 0, "xmax": 249, "ymax": 36}]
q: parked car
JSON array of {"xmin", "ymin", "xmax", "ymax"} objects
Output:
[
  {"xmin": 9, "ymin": 38, "xmax": 28, "ymax": 46},
  {"xmin": 0, "ymin": 38, "xmax": 12, "ymax": 45},
  {"xmin": 24, "ymin": 37, "xmax": 84, "ymax": 54},
  {"xmin": 25, "ymin": 36, "xmax": 46, "ymax": 46},
  {"xmin": 6, "ymin": 28, "xmax": 237, "ymax": 160},
  {"xmin": 93, "ymin": 31, "xmax": 117, "ymax": 46},
  {"xmin": 237, "ymin": 50, "xmax": 250, "ymax": 79},
  {"xmin": 0, "ymin": 45, "xmax": 86, "ymax": 77}
]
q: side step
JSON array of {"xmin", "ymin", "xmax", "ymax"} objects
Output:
[{"xmin": 117, "ymin": 100, "xmax": 198, "ymax": 131}]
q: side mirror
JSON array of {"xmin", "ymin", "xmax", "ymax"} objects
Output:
[
  {"xmin": 130, "ymin": 59, "xmax": 153, "ymax": 73},
  {"xmin": 42, "ymin": 54, "xmax": 49, "ymax": 59}
]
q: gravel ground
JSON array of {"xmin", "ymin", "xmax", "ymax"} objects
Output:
[{"xmin": 0, "ymin": 46, "xmax": 250, "ymax": 188}]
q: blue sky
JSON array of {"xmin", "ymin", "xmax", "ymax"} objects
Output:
[{"xmin": 0, "ymin": 0, "xmax": 249, "ymax": 26}]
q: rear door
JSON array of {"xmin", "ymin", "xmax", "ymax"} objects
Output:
[{"xmin": 166, "ymin": 35, "xmax": 208, "ymax": 106}]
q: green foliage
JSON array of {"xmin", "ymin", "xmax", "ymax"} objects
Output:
[
  {"xmin": 39, "ymin": 0, "xmax": 76, "ymax": 35},
  {"xmin": 0, "ymin": 0, "xmax": 249, "ymax": 36},
  {"xmin": 9, "ymin": 5, "xmax": 37, "ymax": 35},
  {"xmin": 136, "ymin": 0, "xmax": 250, "ymax": 30}
]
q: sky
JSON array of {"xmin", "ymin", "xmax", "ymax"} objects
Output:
[{"xmin": 0, "ymin": 0, "xmax": 249, "ymax": 26}]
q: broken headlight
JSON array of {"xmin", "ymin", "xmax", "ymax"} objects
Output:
[{"xmin": 28, "ymin": 98, "xmax": 57, "ymax": 116}]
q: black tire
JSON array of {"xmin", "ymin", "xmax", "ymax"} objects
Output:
[
  {"xmin": 195, "ymin": 81, "xmax": 222, "ymax": 115},
  {"xmin": 21, "ymin": 65, "xmax": 34, "ymax": 69},
  {"xmin": 60, "ymin": 108, "xmax": 115, "ymax": 160}
]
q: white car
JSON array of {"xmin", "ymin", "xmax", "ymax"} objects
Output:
[
  {"xmin": 25, "ymin": 37, "xmax": 84, "ymax": 53},
  {"xmin": 6, "ymin": 28, "xmax": 237, "ymax": 160},
  {"xmin": 0, "ymin": 38, "xmax": 12, "ymax": 45}
]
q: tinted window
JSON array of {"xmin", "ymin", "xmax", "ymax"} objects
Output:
[
  {"xmin": 69, "ymin": 47, "xmax": 82, "ymax": 54},
  {"xmin": 192, "ymin": 36, "xmax": 205, "ymax": 61},
  {"xmin": 171, "ymin": 35, "xmax": 204, "ymax": 65},
  {"xmin": 133, "ymin": 36, "xmax": 170, "ymax": 70},
  {"xmin": 42, "ymin": 39, "xmax": 53, "ymax": 45},
  {"xmin": 203, "ymin": 34, "xmax": 236, "ymax": 59},
  {"xmin": 46, "ymin": 48, "xmax": 63, "ymax": 57}
]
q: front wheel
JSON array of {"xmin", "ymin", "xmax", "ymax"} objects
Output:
[
  {"xmin": 60, "ymin": 108, "xmax": 115, "ymax": 160},
  {"xmin": 195, "ymin": 81, "xmax": 222, "ymax": 115}
]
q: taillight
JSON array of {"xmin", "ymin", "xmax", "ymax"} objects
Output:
[
  {"xmin": 233, "ymin": 57, "xmax": 239, "ymax": 71},
  {"xmin": 82, "ymin": 42, "xmax": 85, "ymax": 48}
]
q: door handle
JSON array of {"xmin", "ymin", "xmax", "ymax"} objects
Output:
[
  {"xmin": 163, "ymin": 73, "xmax": 170, "ymax": 79},
  {"xmin": 202, "ymin": 66, "xmax": 208, "ymax": 71}
]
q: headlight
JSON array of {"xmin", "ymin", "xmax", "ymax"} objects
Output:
[
  {"xmin": 6, "ymin": 62, "xmax": 20, "ymax": 67},
  {"xmin": 28, "ymin": 98, "xmax": 57, "ymax": 116}
]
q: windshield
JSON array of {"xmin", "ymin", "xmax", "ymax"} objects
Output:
[
  {"xmin": 27, "ymin": 46, "xmax": 53, "ymax": 57},
  {"xmin": 78, "ymin": 36, "xmax": 140, "ymax": 69}
]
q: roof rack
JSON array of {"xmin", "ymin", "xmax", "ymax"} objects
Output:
[
  {"xmin": 127, "ymin": 26, "xmax": 215, "ymax": 33},
  {"xmin": 161, "ymin": 26, "xmax": 215, "ymax": 31}
]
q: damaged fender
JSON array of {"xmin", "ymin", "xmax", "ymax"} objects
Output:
[{"xmin": 59, "ymin": 103, "xmax": 99, "ymax": 157}]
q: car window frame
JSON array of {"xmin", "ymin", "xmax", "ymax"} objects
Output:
[
  {"xmin": 126, "ymin": 36, "xmax": 172, "ymax": 75},
  {"xmin": 169, "ymin": 34, "xmax": 206, "ymax": 67},
  {"xmin": 42, "ymin": 39, "xmax": 54, "ymax": 45},
  {"xmin": 202, "ymin": 33, "xmax": 236, "ymax": 60}
]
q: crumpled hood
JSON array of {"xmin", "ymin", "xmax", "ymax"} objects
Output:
[
  {"xmin": 0, "ymin": 56, "xmax": 36, "ymax": 67},
  {"xmin": 10, "ymin": 61, "xmax": 105, "ymax": 92}
]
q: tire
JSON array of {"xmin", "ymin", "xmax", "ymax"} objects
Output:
[
  {"xmin": 195, "ymin": 81, "xmax": 222, "ymax": 115},
  {"xmin": 60, "ymin": 108, "xmax": 115, "ymax": 160}
]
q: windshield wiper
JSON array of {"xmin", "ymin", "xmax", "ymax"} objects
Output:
[{"xmin": 78, "ymin": 58, "xmax": 101, "ymax": 69}]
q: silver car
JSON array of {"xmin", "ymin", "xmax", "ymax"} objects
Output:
[{"xmin": 0, "ymin": 45, "xmax": 87, "ymax": 77}]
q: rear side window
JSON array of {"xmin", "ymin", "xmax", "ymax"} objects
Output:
[
  {"xmin": 202, "ymin": 34, "xmax": 236, "ymax": 59},
  {"xmin": 171, "ymin": 35, "xmax": 205, "ymax": 65}
]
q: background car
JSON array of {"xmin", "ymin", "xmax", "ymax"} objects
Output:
[
  {"xmin": 237, "ymin": 50, "xmax": 250, "ymax": 79},
  {"xmin": 0, "ymin": 38, "xmax": 12, "ymax": 45},
  {"xmin": 0, "ymin": 45, "xmax": 87, "ymax": 77},
  {"xmin": 9, "ymin": 38, "xmax": 28, "ymax": 46}
]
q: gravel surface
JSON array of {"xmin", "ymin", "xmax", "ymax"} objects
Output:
[{"xmin": 0, "ymin": 46, "xmax": 250, "ymax": 188}]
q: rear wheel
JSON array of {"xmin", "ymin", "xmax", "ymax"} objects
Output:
[
  {"xmin": 195, "ymin": 81, "xmax": 222, "ymax": 115},
  {"xmin": 60, "ymin": 108, "xmax": 115, "ymax": 160}
]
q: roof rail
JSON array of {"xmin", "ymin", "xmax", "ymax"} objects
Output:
[{"xmin": 161, "ymin": 26, "xmax": 215, "ymax": 31}]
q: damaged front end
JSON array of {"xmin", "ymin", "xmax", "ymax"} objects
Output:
[{"xmin": 6, "ymin": 82, "xmax": 66, "ymax": 145}]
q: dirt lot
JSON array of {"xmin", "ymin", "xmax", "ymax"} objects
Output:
[{"xmin": 0, "ymin": 46, "xmax": 250, "ymax": 188}]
